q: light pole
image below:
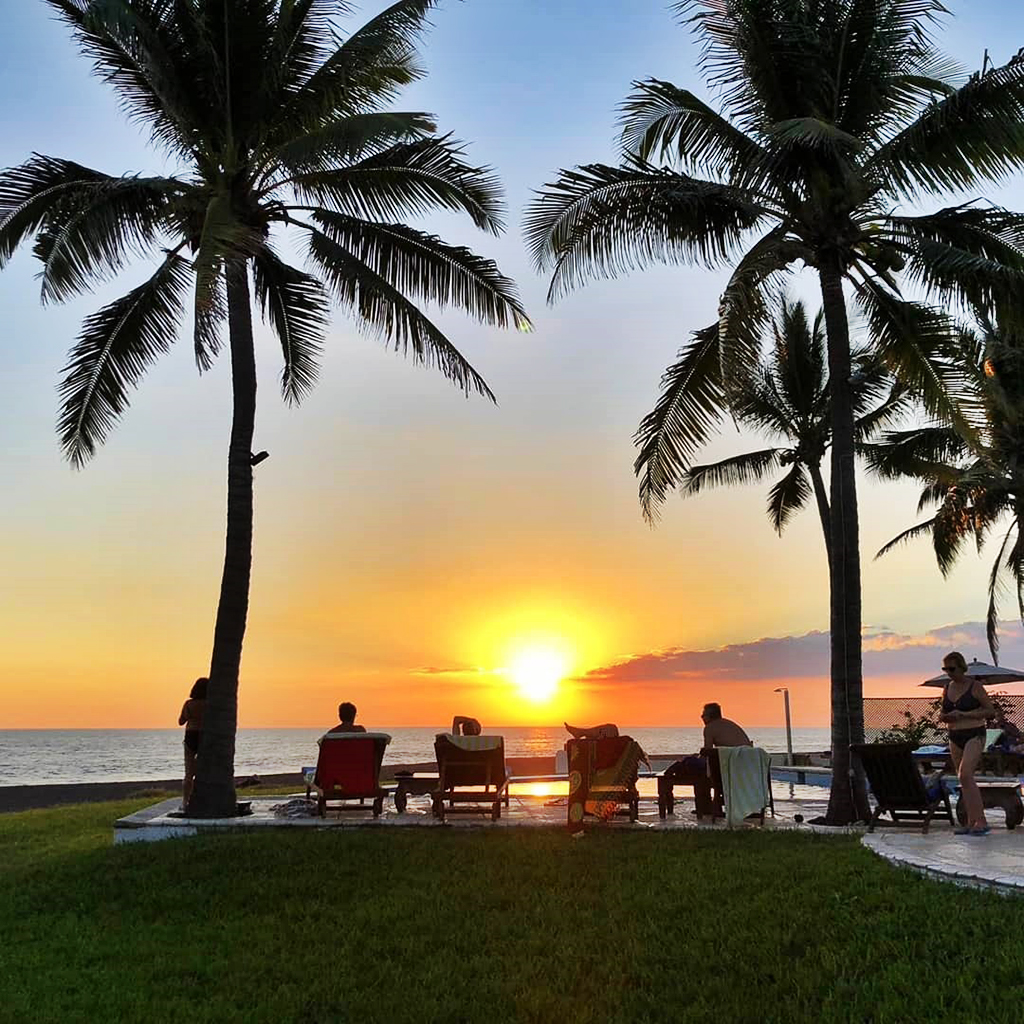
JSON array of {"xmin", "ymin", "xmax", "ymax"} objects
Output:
[{"xmin": 774, "ymin": 687, "xmax": 793, "ymax": 765}]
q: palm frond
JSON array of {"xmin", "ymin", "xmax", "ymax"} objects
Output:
[
  {"xmin": 281, "ymin": 0, "xmax": 439, "ymax": 132},
  {"xmin": 31, "ymin": 173, "xmax": 184, "ymax": 303},
  {"xmin": 310, "ymin": 211, "xmax": 530, "ymax": 331},
  {"xmin": 288, "ymin": 135, "xmax": 505, "ymax": 234},
  {"xmin": 853, "ymin": 280, "xmax": 975, "ymax": 437},
  {"xmin": 985, "ymin": 520, "xmax": 1018, "ymax": 661},
  {"xmin": 0, "ymin": 155, "xmax": 110, "ymax": 269},
  {"xmin": 190, "ymin": 196, "xmax": 241, "ymax": 371},
  {"xmin": 57, "ymin": 250, "xmax": 190, "ymax": 466},
  {"xmin": 525, "ymin": 160, "xmax": 767, "ymax": 301},
  {"xmin": 43, "ymin": 0, "xmax": 208, "ymax": 161},
  {"xmin": 618, "ymin": 77, "xmax": 763, "ymax": 176},
  {"xmin": 868, "ymin": 52, "xmax": 1024, "ymax": 199},
  {"xmin": 306, "ymin": 225, "xmax": 494, "ymax": 400},
  {"xmin": 875, "ymin": 517, "xmax": 939, "ymax": 560},
  {"xmin": 265, "ymin": 0, "xmax": 356, "ymax": 100},
  {"xmin": 684, "ymin": 447, "xmax": 782, "ymax": 494},
  {"xmin": 633, "ymin": 323, "xmax": 726, "ymax": 521},
  {"xmin": 860, "ymin": 426, "xmax": 968, "ymax": 480},
  {"xmin": 252, "ymin": 246, "xmax": 329, "ymax": 404},
  {"xmin": 716, "ymin": 227, "xmax": 805, "ymax": 372},
  {"xmin": 767, "ymin": 461, "xmax": 811, "ymax": 535},
  {"xmin": 268, "ymin": 111, "xmax": 436, "ymax": 175}
]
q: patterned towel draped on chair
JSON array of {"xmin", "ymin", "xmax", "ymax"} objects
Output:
[{"xmin": 567, "ymin": 737, "xmax": 649, "ymax": 834}]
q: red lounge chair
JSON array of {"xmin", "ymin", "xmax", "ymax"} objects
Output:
[
  {"xmin": 432, "ymin": 735, "xmax": 509, "ymax": 822},
  {"xmin": 312, "ymin": 733, "xmax": 391, "ymax": 818}
]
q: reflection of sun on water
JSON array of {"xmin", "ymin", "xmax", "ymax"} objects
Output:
[{"xmin": 508, "ymin": 648, "xmax": 568, "ymax": 703}]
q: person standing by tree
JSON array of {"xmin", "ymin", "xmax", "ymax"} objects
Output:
[
  {"xmin": 939, "ymin": 652, "xmax": 996, "ymax": 835},
  {"xmin": 178, "ymin": 677, "xmax": 208, "ymax": 812}
]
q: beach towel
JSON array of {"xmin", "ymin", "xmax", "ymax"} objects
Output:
[
  {"xmin": 567, "ymin": 737, "xmax": 649, "ymax": 834},
  {"xmin": 716, "ymin": 746, "xmax": 771, "ymax": 827}
]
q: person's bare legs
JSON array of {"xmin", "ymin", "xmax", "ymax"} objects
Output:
[
  {"xmin": 183, "ymin": 745, "xmax": 197, "ymax": 811},
  {"xmin": 955, "ymin": 737, "xmax": 988, "ymax": 829}
]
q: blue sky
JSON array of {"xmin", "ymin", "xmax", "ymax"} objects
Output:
[{"xmin": 4, "ymin": 2, "xmax": 1024, "ymax": 727}]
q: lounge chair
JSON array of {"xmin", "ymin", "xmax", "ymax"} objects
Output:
[
  {"xmin": 432, "ymin": 734, "xmax": 509, "ymax": 822},
  {"xmin": 851, "ymin": 742, "xmax": 954, "ymax": 833},
  {"xmin": 566, "ymin": 736, "xmax": 648, "ymax": 834},
  {"xmin": 311, "ymin": 733, "xmax": 391, "ymax": 818}
]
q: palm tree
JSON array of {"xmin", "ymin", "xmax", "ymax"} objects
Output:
[
  {"xmin": 673, "ymin": 297, "xmax": 906, "ymax": 562},
  {"xmin": 0, "ymin": 0, "xmax": 530, "ymax": 817},
  {"xmin": 870, "ymin": 318, "xmax": 1024, "ymax": 663},
  {"xmin": 524, "ymin": 0, "xmax": 1024, "ymax": 823}
]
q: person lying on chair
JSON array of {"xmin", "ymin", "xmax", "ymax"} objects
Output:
[{"xmin": 451, "ymin": 715, "xmax": 482, "ymax": 736}]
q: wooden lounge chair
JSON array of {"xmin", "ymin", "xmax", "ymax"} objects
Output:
[
  {"xmin": 432, "ymin": 734, "xmax": 509, "ymax": 822},
  {"xmin": 566, "ymin": 736, "xmax": 647, "ymax": 834},
  {"xmin": 851, "ymin": 742, "xmax": 954, "ymax": 833},
  {"xmin": 311, "ymin": 733, "xmax": 391, "ymax": 818}
]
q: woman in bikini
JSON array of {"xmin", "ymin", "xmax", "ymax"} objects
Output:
[
  {"xmin": 178, "ymin": 677, "xmax": 208, "ymax": 811},
  {"xmin": 939, "ymin": 652, "xmax": 996, "ymax": 835}
]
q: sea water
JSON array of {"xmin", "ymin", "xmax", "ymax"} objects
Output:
[{"xmin": 0, "ymin": 726, "xmax": 831, "ymax": 788}]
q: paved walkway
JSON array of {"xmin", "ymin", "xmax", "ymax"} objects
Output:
[
  {"xmin": 115, "ymin": 785, "xmax": 834, "ymax": 842},
  {"xmin": 863, "ymin": 826, "xmax": 1024, "ymax": 895}
]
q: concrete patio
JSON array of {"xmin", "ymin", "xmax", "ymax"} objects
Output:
[
  {"xmin": 114, "ymin": 780, "xmax": 837, "ymax": 841},
  {"xmin": 863, "ymin": 827, "xmax": 1024, "ymax": 895}
]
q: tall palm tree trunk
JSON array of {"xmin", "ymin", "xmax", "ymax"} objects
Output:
[
  {"xmin": 189, "ymin": 260, "xmax": 256, "ymax": 818},
  {"xmin": 818, "ymin": 259, "xmax": 870, "ymax": 825},
  {"xmin": 808, "ymin": 462, "xmax": 832, "ymax": 566}
]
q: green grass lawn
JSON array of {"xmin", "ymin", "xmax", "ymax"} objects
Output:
[{"xmin": 1, "ymin": 801, "xmax": 1021, "ymax": 1024}]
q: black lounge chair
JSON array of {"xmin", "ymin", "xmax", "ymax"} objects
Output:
[
  {"xmin": 851, "ymin": 742, "xmax": 954, "ymax": 833},
  {"xmin": 432, "ymin": 735, "xmax": 509, "ymax": 822}
]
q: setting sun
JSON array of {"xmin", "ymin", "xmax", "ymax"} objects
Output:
[{"xmin": 508, "ymin": 648, "xmax": 568, "ymax": 703}]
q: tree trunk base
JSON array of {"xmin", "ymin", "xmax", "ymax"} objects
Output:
[{"xmin": 186, "ymin": 779, "xmax": 239, "ymax": 818}]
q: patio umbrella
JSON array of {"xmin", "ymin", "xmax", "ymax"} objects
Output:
[{"xmin": 921, "ymin": 659, "xmax": 1024, "ymax": 688}]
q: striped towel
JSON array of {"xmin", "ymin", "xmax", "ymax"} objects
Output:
[{"xmin": 717, "ymin": 746, "xmax": 771, "ymax": 827}]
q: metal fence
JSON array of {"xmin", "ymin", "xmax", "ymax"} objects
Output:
[{"xmin": 863, "ymin": 694, "xmax": 1024, "ymax": 744}]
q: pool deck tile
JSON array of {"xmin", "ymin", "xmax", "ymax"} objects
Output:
[
  {"xmin": 115, "ymin": 789, "xmax": 834, "ymax": 843},
  {"xmin": 862, "ymin": 828, "xmax": 1024, "ymax": 895}
]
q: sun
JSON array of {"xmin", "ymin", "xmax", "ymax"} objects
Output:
[{"xmin": 508, "ymin": 648, "xmax": 568, "ymax": 703}]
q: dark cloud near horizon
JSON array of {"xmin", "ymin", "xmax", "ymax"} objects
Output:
[{"xmin": 579, "ymin": 621, "xmax": 1024, "ymax": 689}]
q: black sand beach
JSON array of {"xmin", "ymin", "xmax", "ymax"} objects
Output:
[{"xmin": 0, "ymin": 757, "xmax": 561, "ymax": 813}]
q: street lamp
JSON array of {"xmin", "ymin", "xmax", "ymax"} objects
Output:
[{"xmin": 774, "ymin": 687, "xmax": 793, "ymax": 765}]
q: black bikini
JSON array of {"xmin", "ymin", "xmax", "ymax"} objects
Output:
[{"xmin": 942, "ymin": 683, "xmax": 986, "ymax": 749}]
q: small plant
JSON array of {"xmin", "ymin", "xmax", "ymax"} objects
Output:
[{"xmin": 875, "ymin": 701, "xmax": 944, "ymax": 746}]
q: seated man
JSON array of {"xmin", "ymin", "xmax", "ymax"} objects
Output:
[
  {"xmin": 700, "ymin": 702, "xmax": 752, "ymax": 753},
  {"xmin": 564, "ymin": 721, "xmax": 619, "ymax": 740},
  {"xmin": 451, "ymin": 715, "xmax": 482, "ymax": 736},
  {"xmin": 325, "ymin": 701, "xmax": 366, "ymax": 737},
  {"xmin": 667, "ymin": 703, "xmax": 752, "ymax": 818}
]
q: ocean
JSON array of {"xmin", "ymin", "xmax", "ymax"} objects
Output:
[{"xmin": 0, "ymin": 726, "xmax": 832, "ymax": 788}]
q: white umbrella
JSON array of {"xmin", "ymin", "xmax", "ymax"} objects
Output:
[{"xmin": 921, "ymin": 658, "xmax": 1024, "ymax": 688}]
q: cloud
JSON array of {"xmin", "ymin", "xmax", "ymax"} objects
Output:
[
  {"xmin": 579, "ymin": 621, "xmax": 1024, "ymax": 690},
  {"xmin": 410, "ymin": 666, "xmax": 478, "ymax": 676}
]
